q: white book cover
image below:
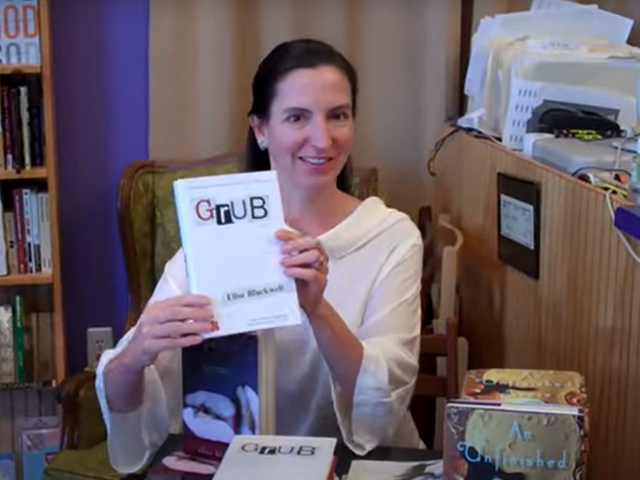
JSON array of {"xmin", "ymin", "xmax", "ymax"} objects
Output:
[
  {"xmin": 173, "ymin": 170, "xmax": 302, "ymax": 338},
  {"xmin": 214, "ymin": 435, "xmax": 337, "ymax": 480},
  {"xmin": 0, "ymin": 1, "xmax": 40, "ymax": 65}
]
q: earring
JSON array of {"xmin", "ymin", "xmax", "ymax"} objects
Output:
[{"xmin": 257, "ymin": 138, "xmax": 268, "ymax": 151}]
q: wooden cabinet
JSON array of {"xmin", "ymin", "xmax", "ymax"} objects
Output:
[{"xmin": 431, "ymin": 129, "xmax": 639, "ymax": 479}]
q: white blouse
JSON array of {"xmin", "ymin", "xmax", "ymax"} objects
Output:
[{"xmin": 95, "ymin": 196, "xmax": 425, "ymax": 473}]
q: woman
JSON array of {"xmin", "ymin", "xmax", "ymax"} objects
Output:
[{"xmin": 96, "ymin": 38, "xmax": 424, "ymax": 473}]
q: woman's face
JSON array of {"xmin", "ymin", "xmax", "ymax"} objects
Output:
[{"xmin": 251, "ymin": 65, "xmax": 355, "ymax": 192}]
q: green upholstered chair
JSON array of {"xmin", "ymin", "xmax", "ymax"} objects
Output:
[{"xmin": 44, "ymin": 153, "xmax": 379, "ymax": 480}]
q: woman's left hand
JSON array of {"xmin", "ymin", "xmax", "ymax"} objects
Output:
[{"xmin": 276, "ymin": 229, "xmax": 329, "ymax": 317}]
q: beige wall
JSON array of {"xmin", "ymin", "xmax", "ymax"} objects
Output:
[
  {"xmin": 149, "ymin": 0, "xmax": 461, "ymax": 218},
  {"xmin": 470, "ymin": 0, "xmax": 529, "ymax": 32}
]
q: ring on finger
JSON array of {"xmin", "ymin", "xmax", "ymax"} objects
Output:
[{"xmin": 314, "ymin": 254, "xmax": 328, "ymax": 271}]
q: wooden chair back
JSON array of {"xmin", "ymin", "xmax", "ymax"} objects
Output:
[
  {"xmin": 415, "ymin": 317, "xmax": 459, "ymax": 399},
  {"xmin": 411, "ymin": 317, "xmax": 459, "ymax": 448}
]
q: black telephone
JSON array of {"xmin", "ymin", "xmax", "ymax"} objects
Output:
[{"xmin": 528, "ymin": 101, "xmax": 622, "ymax": 139}]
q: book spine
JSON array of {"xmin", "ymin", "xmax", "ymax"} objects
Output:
[
  {"xmin": 0, "ymin": 304, "xmax": 15, "ymax": 383},
  {"xmin": 9, "ymin": 86, "xmax": 23, "ymax": 171},
  {"xmin": 12, "ymin": 295, "xmax": 25, "ymax": 383},
  {"xmin": 38, "ymin": 192, "xmax": 51, "ymax": 272},
  {"xmin": 0, "ymin": 187, "xmax": 7, "ymax": 276},
  {"xmin": 18, "ymin": 85, "xmax": 31, "ymax": 169},
  {"xmin": 3, "ymin": 211, "xmax": 16, "ymax": 273},
  {"xmin": 12, "ymin": 188, "xmax": 26, "ymax": 274},
  {"xmin": 29, "ymin": 188, "xmax": 40, "ymax": 272},
  {"xmin": 22, "ymin": 188, "xmax": 34, "ymax": 273},
  {"xmin": 36, "ymin": 311, "xmax": 53, "ymax": 381},
  {"xmin": 1, "ymin": 85, "xmax": 13, "ymax": 170}
]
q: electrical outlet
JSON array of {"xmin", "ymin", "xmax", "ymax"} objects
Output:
[{"xmin": 87, "ymin": 327, "xmax": 113, "ymax": 366}]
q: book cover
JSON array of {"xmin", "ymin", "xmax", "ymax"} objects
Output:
[
  {"xmin": 213, "ymin": 435, "xmax": 337, "ymax": 480},
  {"xmin": 443, "ymin": 401, "xmax": 587, "ymax": 480},
  {"xmin": 173, "ymin": 170, "xmax": 301, "ymax": 338},
  {"xmin": 182, "ymin": 333, "xmax": 258, "ymax": 465},
  {"xmin": 0, "ymin": 1, "xmax": 40, "ymax": 65},
  {"xmin": 181, "ymin": 328, "xmax": 276, "ymax": 468},
  {"xmin": 460, "ymin": 369, "xmax": 587, "ymax": 408}
]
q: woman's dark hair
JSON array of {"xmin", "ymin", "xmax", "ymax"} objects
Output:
[{"xmin": 245, "ymin": 38, "xmax": 358, "ymax": 193}]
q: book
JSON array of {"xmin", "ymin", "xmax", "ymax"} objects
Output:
[
  {"xmin": 173, "ymin": 170, "xmax": 302, "ymax": 338},
  {"xmin": 0, "ymin": 1, "xmax": 40, "ymax": 65},
  {"xmin": 213, "ymin": 435, "xmax": 337, "ymax": 480},
  {"xmin": 443, "ymin": 369, "xmax": 589, "ymax": 479},
  {"xmin": 460, "ymin": 368, "xmax": 588, "ymax": 408},
  {"xmin": 180, "ymin": 328, "xmax": 276, "ymax": 467},
  {"xmin": 344, "ymin": 459, "xmax": 442, "ymax": 480}
]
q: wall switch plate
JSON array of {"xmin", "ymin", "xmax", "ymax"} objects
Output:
[{"xmin": 87, "ymin": 327, "xmax": 113, "ymax": 366}]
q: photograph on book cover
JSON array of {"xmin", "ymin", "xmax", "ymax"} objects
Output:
[
  {"xmin": 145, "ymin": 450, "xmax": 220, "ymax": 480},
  {"xmin": 181, "ymin": 332, "xmax": 260, "ymax": 467}
]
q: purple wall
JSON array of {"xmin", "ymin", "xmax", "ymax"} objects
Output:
[{"xmin": 50, "ymin": 0, "xmax": 149, "ymax": 374}]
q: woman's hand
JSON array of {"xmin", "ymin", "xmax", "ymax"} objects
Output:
[
  {"xmin": 276, "ymin": 229, "xmax": 329, "ymax": 317},
  {"xmin": 122, "ymin": 294, "xmax": 218, "ymax": 370}
]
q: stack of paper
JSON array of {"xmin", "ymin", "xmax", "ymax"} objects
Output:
[{"xmin": 460, "ymin": 0, "xmax": 639, "ymax": 142}]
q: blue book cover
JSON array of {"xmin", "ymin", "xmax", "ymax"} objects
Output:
[{"xmin": 0, "ymin": 453, "xmax": 15, "ymax": 480}]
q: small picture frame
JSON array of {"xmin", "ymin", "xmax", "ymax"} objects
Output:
[{"xmin": 496, "ymin": 172, "xmax": 541, "ymax": 279}]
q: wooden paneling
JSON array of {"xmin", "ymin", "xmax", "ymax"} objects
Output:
[{"xmin": 431, "ymin": 130, "xmax": 640, "ymax": 479}]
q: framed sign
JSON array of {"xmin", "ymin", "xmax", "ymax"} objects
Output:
[{"xmin": 497, "ymin": 172, "xmax": 541, "ymax": 279}]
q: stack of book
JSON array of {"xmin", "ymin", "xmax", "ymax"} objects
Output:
[
  {"xmin": 170, "ymin": 170, "xmax": 303, "ymax": 471},
  {"xmin": 443, "ymin": 368, "xmax": 589, "ymax": 479}
]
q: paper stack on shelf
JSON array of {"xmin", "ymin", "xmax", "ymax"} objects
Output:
[{"xmin": 460, "ymin": 0, "xmax": 640, "ymax": 150}]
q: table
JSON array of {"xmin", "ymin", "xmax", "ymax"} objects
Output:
[{"xmin": 128, "ymin": 434, "xmax": 441, "ymax": 479}]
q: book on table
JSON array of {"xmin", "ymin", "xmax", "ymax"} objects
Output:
[
  {"xmin": 443, "ymin": 368, "xmax": 589, "ymax": 480},
  {"xmin": 213, "ymin": 435, "xmax": 337, "ymax": 480},
  {"xmin": 170, "ymin": 170, "xmax": 302, "ymax": 471}
]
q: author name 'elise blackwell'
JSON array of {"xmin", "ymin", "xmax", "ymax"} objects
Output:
[{"xmin": 223, "ymin": 283, "xmax": 291, "ymax": 304}]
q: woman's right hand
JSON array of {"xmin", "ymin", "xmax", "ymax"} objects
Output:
[{"xmin": 122, "ymin": 294, "xmax": 218, "ymax": 370}]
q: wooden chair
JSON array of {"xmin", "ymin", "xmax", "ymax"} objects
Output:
[
  {"xmin": 411, "ymin": 206, "xmax": 467, "ymax": 448},
  {"xmin": 411, "ymin": 317, "xmax": 459, "ymax": 449},
  {"xmin": 415, "ymin": 318, "xmax": 459, "ymax": 399}
]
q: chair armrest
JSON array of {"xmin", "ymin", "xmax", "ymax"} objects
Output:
[{"xmin": 57, "ymin": 369, "xmax": 106, "ymax": 450}]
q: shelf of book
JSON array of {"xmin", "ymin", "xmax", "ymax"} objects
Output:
[
  {"xmin": 0, "ymin": 273, "xmax": 52, "ymax": 287},
  {"xmin": 0, "ymin": 0, "xmax": 64, "ymax": 474},
  {"xmin": 0, "ymin": 65, "xmax": 41, "ymax": 75},
  {"xmin": 0, "ymin": 167, "xmax": 47, "ymax": 180},
  {"xmin": 0, "ymin": 0, "xmax": 64, "ymax": 400}
]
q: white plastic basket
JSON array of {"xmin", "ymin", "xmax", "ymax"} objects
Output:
[{"xmin": 502, "ymin": 77, "xmax": 637, "ymax": 150}]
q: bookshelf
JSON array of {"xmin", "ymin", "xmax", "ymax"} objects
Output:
[
  {"xmin": 0, "ymin": 0, "xmax": 65, "ymax": 390},
  {"xmin": 0, "ymin": 2, "xmax": 63, "ymax": 478}
]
